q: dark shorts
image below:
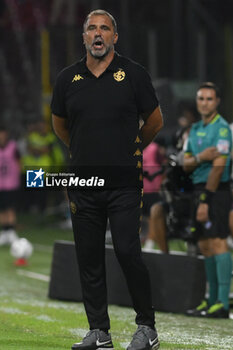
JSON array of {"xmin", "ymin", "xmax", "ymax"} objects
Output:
[
  {"xmin": 0, "ymin": 190, "xmax": 19, "ymax": 211},
  {"xmin": 142, "ymin": 192, "xmax": 161, "ymax": 216},
  {"xmin": 193, "ymin": 182, "xmax": 231, "ymax": 240}
]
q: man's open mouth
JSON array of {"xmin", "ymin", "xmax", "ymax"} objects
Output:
[{"xmin": 93, "ymin": 40, "xmax": 104, "ymax": 49}]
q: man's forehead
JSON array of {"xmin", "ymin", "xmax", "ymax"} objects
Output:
[
  {"xmin": 197, "ymin": 88, "xmax": 217, "ymax": 98},
  {"xmin": 86, "ymin": 14, "xmax": 113, "ymax": 28}
]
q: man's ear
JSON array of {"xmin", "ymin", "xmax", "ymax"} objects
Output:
[{"xmin": 113, "ymin": 32, "xmax": 118, "ymax": 44}]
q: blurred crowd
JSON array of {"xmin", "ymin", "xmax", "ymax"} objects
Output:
[
  {"xmin": 0, "ymin": 0, "xmax": 87, "ymax": 29},
  {"xmin": 0, "ymin": 118, "xmax": 67, "ymax": 244}
]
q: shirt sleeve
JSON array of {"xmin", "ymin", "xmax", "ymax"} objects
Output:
[
  {"xmin": 215, "ymin": 125, "xmax": 232, "ymax": 157},
  {"xmin": 51, "ymin": 71, "xmax": 67, "ymax": 118},
  {"xmin": 130, "ymin": 64, "xmax": 159, "ymax": 114}
]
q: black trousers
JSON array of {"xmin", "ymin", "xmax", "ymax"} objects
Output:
[{"xmin": 68, "ymin": 187, "xmax": 155, "ymax": 330}]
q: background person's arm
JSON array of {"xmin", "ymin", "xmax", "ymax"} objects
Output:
[
  {"xmin": 205, "ymin": 156, "xmax": 227, "ymax": 192},
  {"xmin": 183, "ymin": 146, "xmax": 220, "ymax": 173}
]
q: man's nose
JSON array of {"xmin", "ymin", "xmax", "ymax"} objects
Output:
[
  {"xmin": 95, "ymin": 27, "xmax": 102, "ymax": 36},
  {"xmin": 200, "ymin": 99, "xmax": 206, "ymax": 104}
]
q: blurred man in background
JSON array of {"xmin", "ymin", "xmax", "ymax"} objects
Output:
[{"xmin": 184, "ymin": 82, "xmax": 232, "ymax": 318}]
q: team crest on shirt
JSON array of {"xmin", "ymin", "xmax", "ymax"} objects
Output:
[
  {"xmin": 219, "ymin": 128, "xmax": 228, "ymax": 137},
  {"xmin": 113, "ymin": 69, "xmax": 125, "ymax": 82},
  {"xmin": 70, "ymin": 201, "xmax": 77, "ymax": 214}
]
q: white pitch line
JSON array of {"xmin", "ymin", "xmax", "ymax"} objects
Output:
[
  {"xmin": 17, "ymin": 269, "xmax": 50, "ymax": 282},
  {"xmin": 34, "ymin": 244, "xmax": 53, "ymax": 253}
]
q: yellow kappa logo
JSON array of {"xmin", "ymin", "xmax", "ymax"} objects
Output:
[
  {"xmin": 135, "ymin": 136, "xmax": 142, "ymax": 143},
  {"xmin": 72, "ymin": 74, "xmax": 84, "ymax": 82},
  {"xmin": 113, "ymin": 69, "xmax": 125, "ymax": 82},
  {"xmin": 134, "ymin": 149, "xmax": 142, "ymax": 156}
]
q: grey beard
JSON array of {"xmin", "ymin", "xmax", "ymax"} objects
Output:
[{"xmin": 87, "ymin": 44, "xmax": 112, "ymax": 59}]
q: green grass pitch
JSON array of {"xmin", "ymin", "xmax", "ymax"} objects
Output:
[{"xmin": 0, "ymin": 213, "xmax": 232, "ymax": 350}]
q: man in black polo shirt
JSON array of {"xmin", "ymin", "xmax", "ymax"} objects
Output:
[{"xmin": 51, "ymin": 9, "xmax": 163, "ymax": 350}]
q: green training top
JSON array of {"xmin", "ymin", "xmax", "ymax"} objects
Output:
[{"xmin": 184, "ymin": 114, "xmax": 232, "ymax": 184}]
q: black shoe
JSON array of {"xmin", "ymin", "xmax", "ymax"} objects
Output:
[
  {"xmin": 186, "ymin": 300, "xmax": 208, "ymax": 317},
  {"xmin": 71, "ymin": 329, "xmax": 114, "ymax": 350},
  {"xmin": 206, "ymin": 302, "xmax": 229, "ymax": 319},
  {"xmin": 127, "ymin": 325, "xmax": 160, "ymax": 350}
]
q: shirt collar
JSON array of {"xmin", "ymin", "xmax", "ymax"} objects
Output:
[
  {"xmin": 77, "ymin": 56, "xmax": 88, "ymax": 73},
  {"xmin": 106, "ymin": 52, "xmax": 121, "ymax": 72},
  {"xmin": 201, "ymin": 113, "xmax": 220, "ymax": 127},
  {"xmin": 77, "ymin": 51, "xmax": 121, "ymax": 74},
  {"xmin": 210, "ymin": 113, "xmax": 220, "ymax": 125}
]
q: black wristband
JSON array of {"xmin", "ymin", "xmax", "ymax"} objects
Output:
[{"xmin": 199, "ymin": 189, "xmax": 214, "ymax": 205}]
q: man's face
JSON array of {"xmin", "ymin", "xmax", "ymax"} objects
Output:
[
  {"xmin": 83, "ymin": 15, "xmax": 118, "ymax": 59},
  {"xmin": 196, "ymin": 88, "xmax": 220, "ymax": 118}
]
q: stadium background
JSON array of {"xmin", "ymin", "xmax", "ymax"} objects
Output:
[{"xmin": 0, "ymin": 0, "xmax": 232, "ymax": 141}]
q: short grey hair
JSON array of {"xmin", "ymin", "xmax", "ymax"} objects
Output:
[{"xmin": 83, "ymin": 9, "xmax": 117, "ymax": 33}]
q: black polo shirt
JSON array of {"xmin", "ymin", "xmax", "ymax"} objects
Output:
[{"xmin": 51, "ymin": 52, "xmax": 158, "ymax": 186}]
